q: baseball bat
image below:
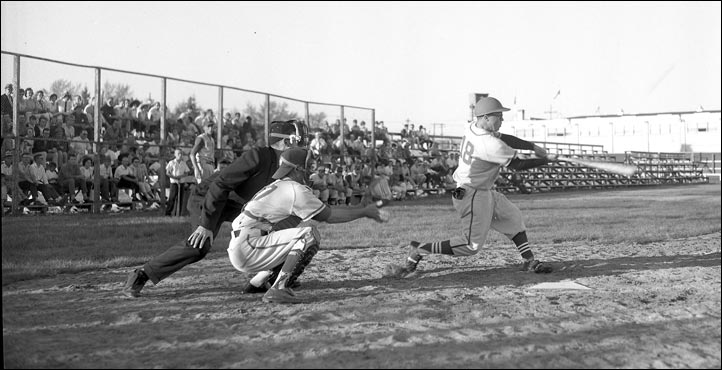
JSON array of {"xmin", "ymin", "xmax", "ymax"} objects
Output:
[{"xmin": 556, "ymin": 156, "xmax": 638, "ymax": 176}]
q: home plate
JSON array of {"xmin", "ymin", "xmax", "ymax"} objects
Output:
[{"xmin": 529, "ymin": 280, "xmax": 591, "ymax": 290}]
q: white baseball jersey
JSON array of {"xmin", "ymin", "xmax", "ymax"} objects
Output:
[
  {"xmin": 228, "ymin": 178, "xmax": 325, "ymax": 273},
  {"xmin": 231, "ymin": 179, "xmax": 325, "ymax": 232},
  {"xmin": 453, "ymin": 123, "xmax": 517, "ymax": 190}
]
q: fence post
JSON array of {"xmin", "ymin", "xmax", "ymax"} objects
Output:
[
  {"xmin": 159, "ymin": 77, "xmax": 168, "ymax": 212},
  {"xmin": 11, "ymin": 55, "xmax": 20, "ymax": 215},
  {"xmin": 304, "ymin": 101, "xmax": 309, "ymax": 130},
  {"xmin": 92, "ymin": 68, "xmax": 101, "ymax": 213}
]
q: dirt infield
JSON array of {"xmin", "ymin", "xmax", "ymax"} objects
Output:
[{"xmin": 3, "ymin": 230, "xmax": 720, "ymax": 368}]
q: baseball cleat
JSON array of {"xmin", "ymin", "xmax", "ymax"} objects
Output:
[
  {"xmin": 404, "ymin": 241, "xmax": 423, "ymax": 273},
  {"xmin": 521, "ymin": 259, "xmax": 553, "ymax": 273},
  {"xmin": 122, "ymin": 268, "xmax": 149, "ymax": 297},
  {"xmin": 262, "ymin": 287, "xmax": 302, "ymax": 304},
  {"xmin": 242, "ymin": 281, "xmax": 271, "ymax": 294}
]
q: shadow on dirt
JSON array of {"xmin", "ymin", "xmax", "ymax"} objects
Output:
[{"xmin": 302, "ymin": 252, "xmax": 721, "ymax": 296}]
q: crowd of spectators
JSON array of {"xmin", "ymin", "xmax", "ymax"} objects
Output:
[{"xmin": 1, "ymin": 82, "xmax": 459, "ymax": 212}]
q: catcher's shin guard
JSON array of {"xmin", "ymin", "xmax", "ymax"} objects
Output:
[{"xmin": 286, "ymin": 241, "xmax": 319, "ymax": 288}]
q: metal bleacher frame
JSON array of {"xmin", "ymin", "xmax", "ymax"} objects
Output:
[{"xmin": 495, "ymin": 143, "xmax": 709, "ymax": 194}]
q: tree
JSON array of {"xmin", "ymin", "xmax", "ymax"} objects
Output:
[
  {"xmin": 48, "ymin": 79, "xmax": 83, "ymax": 97},
  {"xmin": 102, "ymin": 81, "xmax": 133, "ymax": 102},
  {"xmin": 173, "ymin": 95, "xmax": 199, "ymax": 117},
  {"xmin": 243, "ymin": 100, "xmax": 303, "ymax": 129}
]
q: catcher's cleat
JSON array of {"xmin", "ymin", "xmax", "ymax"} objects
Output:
[
  {"xmin": 522, "ymin": 259, "xmax": 553, "ymax": 273},
  {"xmin": 122, "ymin": 268, "xmax": 149, "ymax": 297},
  {"xmin": 242, "ymin": 281, "xmax": 271, "ymax": 294},
  {"xmin": 266, "ymin": 266, "xmax": 302, "ymax": 290},
  {"xmin": 262, "ymin": 287, "xmax": 302, "ymax": 304}
]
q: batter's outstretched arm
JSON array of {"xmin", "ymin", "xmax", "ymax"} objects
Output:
[
  {"xmin": 499, "ymin": 133, "xmax": 548, "ymax": 158},
  {"xmin": 507, "ymin": 156, "xmax": 549, "ymax": 171}
]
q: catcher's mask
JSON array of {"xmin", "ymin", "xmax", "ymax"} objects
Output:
[
  {"xmin": 269, "ymin": 119, "xmax": 309, "ymax": 147},
  {"xmin": 272, "ymin": 147, "xmax": 312, "ymax": 185}
]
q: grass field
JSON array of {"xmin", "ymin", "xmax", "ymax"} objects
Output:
[
  {"xmin": 2, "ymin": 184, "xmax": 720, "ymax": 284},
  {"xmin": 2, "ymin": 184, "xmax": 721, "ymax": 368}
]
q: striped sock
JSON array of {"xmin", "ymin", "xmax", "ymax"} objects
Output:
[
  {"xmin": 512, "ymin": 231, "xmax": 534, "ymax": 260},
  {"xmin": 419, "ymin": 240, "xmax": 454, "ymax": 255}
]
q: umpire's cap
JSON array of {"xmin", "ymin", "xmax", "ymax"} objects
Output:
[
  {"xmin": 272, "ymin": 147, "xmax": 309, "ymax": 180},
  {"xmin": 473, "ymin": 97, "xmax": 510, "ymax": 117}
]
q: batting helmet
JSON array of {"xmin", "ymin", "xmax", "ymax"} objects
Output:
[
  {"xmin": 473, "ymin": 97, "xmax": 510, "ymax": 117},
  {"xmin": 269, "ymin": 119, "xmax": 309, "ymax": 147}
]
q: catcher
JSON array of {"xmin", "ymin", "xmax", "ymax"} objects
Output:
[
  {"xmin": 385, "ymin": 96, "xmax": 558, "ymax": 279},
  {"xmin": 228, "ymin": 147, "xmax": 388, "ymax": 304},
  {"xmin": 122, "ymin": 120, "xmax": 309, "ymax": 298}
]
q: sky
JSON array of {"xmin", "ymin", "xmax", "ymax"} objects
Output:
[{"xmin": 2, "ymin": 1, "xmax": 720, "ymax": 137}]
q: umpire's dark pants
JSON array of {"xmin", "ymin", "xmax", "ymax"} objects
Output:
[{"xmin": 142, "ymin": 193, "xmax": 244, "ymax": 284}]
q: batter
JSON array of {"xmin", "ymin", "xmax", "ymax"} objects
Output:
[{"xmin": 393, "ymin": 96, "xmax": 558, "ymax": 278}]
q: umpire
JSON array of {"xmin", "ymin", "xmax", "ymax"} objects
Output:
[{"xmin": 122, "ymin": 120, "xmax": 308, "ymax": 297}]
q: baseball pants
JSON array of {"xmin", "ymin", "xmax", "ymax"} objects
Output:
[
  {"xmin": 228, "ymin": 226, "xmax": 316, "ymax": 274},
  {"xmin": 142, "ymin": 193, "xmax": 244, "ymax": 284},
  {"xmin": 447, "ymin": 186, "xmax": 525, "ymax": 256}
]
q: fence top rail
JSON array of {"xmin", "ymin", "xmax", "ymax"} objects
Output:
[{"xmin": 1, "ymin": 50, "xmax": 373, "ymax": 111}]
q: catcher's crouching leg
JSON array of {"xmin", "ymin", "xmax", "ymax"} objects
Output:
[
  {"xmin": 268, "ymin": 227, "xmax": 321, "ymax": 289},
  {"xmin": 286, "ymin": 227, "xmax": 321, "ymax": 288}
]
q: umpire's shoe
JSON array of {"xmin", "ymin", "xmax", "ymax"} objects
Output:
[
  {"xmin": 262, "ymin": 287, "xmax": 302, "ymax": 304},
  {"xmin": 123, "ymin": 268, "xmax": 149, "ymax": 297}
]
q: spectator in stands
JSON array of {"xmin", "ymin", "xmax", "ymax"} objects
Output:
[
  {"xmin": 100, "ymin": 97, "xmax": 116, "ymax": 126},
  {"xmin": 35, "ymin": 115, "xmax": 49, "ymax": 137},
  {"xmin": 49, "ymin": 128, "xmax": 68, "ymax": 167},
  {"xmin": 26, "ymin": 114, "xmax": 38, "ymax": 136},
  {"xmin": 410, "ymin": 158, "xmax": 428, "ymax": 188},
  {"xmin": 309, "ymin": 165, "xmax": 330, "ymax": 204},
  {"xmin": 79, "ymin": 157, "xmax": 95, "ymax": 201},
  {"xmin": 17, "ymin": 152, "xmax": 41, "ymax": 206},
  {"xmin": 99, "ymin": 155, "xmax": 118, "ymax": 202},
  {"xmin": 47, "ymin": 93, "xmax": 60, "ymax": 117},
  {"xmin": 23, "ymin": 88, "xmax": 38, "ymax": 115},
  {"xmin": 164, "ymin": 148, "xmax": 190, "ymax": 216},
  {"xmin": 131, "ymin": 155, "xmax": 156, "ymax": 203},
  {"xmin": 83, "ymin": 96, "xmax": 95, "ymax": 124},
  {"xmin": 114, "ymin": 153, "xmax": 143, "ymax": 201},
  {"xmin": 1, "ymin": 84, "xmax": 13, "ymax": 117},
  {"xmin": 359, "ymin": 121, "xmax": 369, "ymax": 139},
  {"xmin": 59, "ymin": 153, "xmax": 89, "ymax": 204},
  {"xmin": 32, "ymin": 127, "xmax": 51, "ymax": 163},
  {"xmin": 446, "ymin": 151, "xmax": 459, "ymax": 173},
  {"xmin": 72, "ymin": 95, "xmax": 84, "ymax": 111},
  {"xmin": 241, "ymin": 115, "xmax": 256, "ymax": 142},
  {"xmin": 57, "ymin": 92, "xmax": 73, "ymax": 116},
  {"xmin": 147, "ymin": 101, "xmax": 162, "ymax": 123},
  {"xmin": 62, "ymin": 113, "xmax": 76, "ymax": 139},
  {"xmin": 1, "ymin": 153, "xmax": 13, "ymax": 205},
  {"xmin": 400, "ymin": 123, "xmax": 409, "ymax": 139},
  {"xmin": 190, "ymin": 121, "xmax": 216, "ymax": 184},
  {"xmin": 70, "ymin": 130, "xmax": 92, "ymax": 156},
  {"xmin": 326, "ymin": 165, "xmax": 346, "ymax": 206},
  {"xmin": 350, "ymin": 134, "xmax": 365, "ymax": 156},
  {"xmin": 309, "ymin": 131, "xmax": 327, "ymax": 158},
  {"xmin": 35, "ymin": 90, "xmax": 50, "ymax": 115}
]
